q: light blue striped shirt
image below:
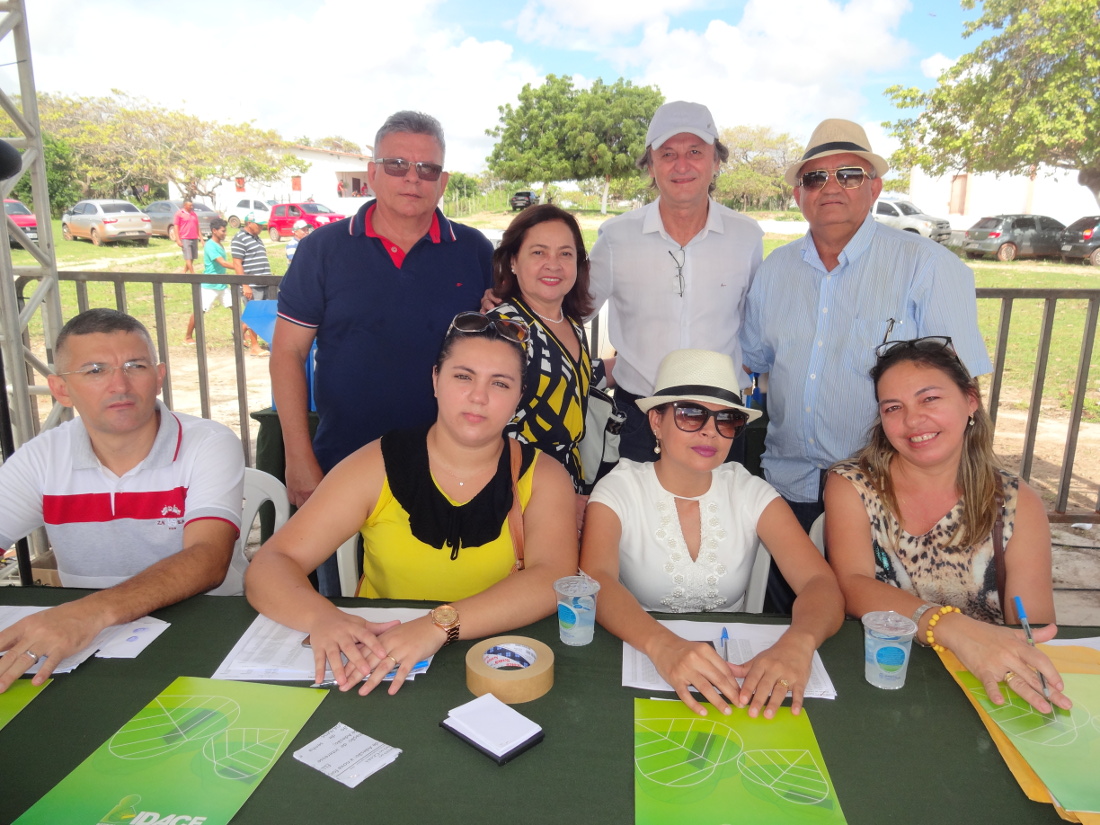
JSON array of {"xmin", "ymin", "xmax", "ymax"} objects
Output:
[{"xmin": 740, "ymin": 215, "xmax": 992, "ymax": 502}]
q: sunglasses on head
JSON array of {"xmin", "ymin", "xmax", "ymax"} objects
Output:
[
  {"xmin": 797, "ymin": 166, "xmax": 870, "ymax": 191},
  {"xmin": 669, "ymin": 402, "xmax": 749, "ymax": 440},
  {"xmin": 874, "ymin": 335, "xmax": 957, "ymax": 360},
  {"xmin": 448, "ymin": 311, "xmax": 529, "ymax": 346},
  {"xmin": 374, "ymin": 157, "xmax": 444, "ymax": 182}
]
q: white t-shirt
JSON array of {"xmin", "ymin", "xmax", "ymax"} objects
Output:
[{"xmin": 590, "ymin": 459, "xmax": 779, "ymax": 612}]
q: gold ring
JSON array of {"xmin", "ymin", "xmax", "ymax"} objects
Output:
[
  {"xmin": 24, "ymin": 650, "xmax": 38, "ymax": 661},
  {"xmin": 384, "ymin": 655, "xmax": 399, "ymax": 668},
  {"xmin": 1004, "ymin": 670, "xmax": 1016, "ymax": 683},
  {"xmin": 778, "ymin": 678, "xmax": 791, "ymax": 689}
]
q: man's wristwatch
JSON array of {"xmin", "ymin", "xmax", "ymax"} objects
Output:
[{"xmin": 431, "ymin": 604, "xmax": 461, "ymax": 645}]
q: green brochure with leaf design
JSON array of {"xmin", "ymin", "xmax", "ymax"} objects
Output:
[
  {"xmin": 0, "ymin": 678, "xmax": 50, "ymax": 732},
  {"xmin": 634, "ymin": 698, "xmax": 847, "ymax": 825},
  {"xmin": 14, "ymin": 676, "xmax": 324, "ymax": 825}
]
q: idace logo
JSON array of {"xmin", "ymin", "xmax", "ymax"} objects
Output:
[{"xmin": 98, "ymin": 797, "xmax": 208, "ymax": 825}]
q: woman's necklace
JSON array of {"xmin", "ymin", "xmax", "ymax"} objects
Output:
[
  {"xmin": 532, "ymin": 306, "xmax": 565, "ymax": 324},
  {"xmin": 432, "ymin": 456, "xmax": 497, "ymax": 487}
]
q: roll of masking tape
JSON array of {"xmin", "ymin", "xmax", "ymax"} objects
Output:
[{"xmin": 465, "ymin": 636, "xmax": 554, "ymax": 704}]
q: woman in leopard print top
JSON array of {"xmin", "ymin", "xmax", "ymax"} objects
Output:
[{"xmin": 824, "ymin": 337, "xmax": 1070, "ymax": 714}]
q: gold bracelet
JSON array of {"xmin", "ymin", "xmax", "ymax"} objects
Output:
[{"xmin": 925, "ymin": 606, "xmax": 961, "ymax": 652}]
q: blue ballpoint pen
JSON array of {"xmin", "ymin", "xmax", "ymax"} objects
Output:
[
  {"xmin": 1013, "ymin": 595, "xmax": 1051, "ymax": 700},
  {"xmin": 720, "ymin": 627, "xmax": 730, "ymax": 662}
]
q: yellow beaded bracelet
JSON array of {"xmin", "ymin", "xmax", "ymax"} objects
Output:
[{"xmin": 925, "ymin": 605, "xmax": 961, "ymax": 652}]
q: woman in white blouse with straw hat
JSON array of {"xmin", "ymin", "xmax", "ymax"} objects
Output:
[{"xmin": 581, "ymin": 349, "xmax": 843, "ymax": 719}]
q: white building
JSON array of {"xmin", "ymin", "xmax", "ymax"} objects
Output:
[{"xmin": 909, "ymin": 164, "xmax": 1099, "ymax": 230}]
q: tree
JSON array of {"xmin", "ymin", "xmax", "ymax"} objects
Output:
[
  {"xmin": 316, "ymin": 136, "xmax": 363, "ymax": 154},
  {"xmin": 567, "ymin": 79, "xmax": 663, "ymax": 214},
  {"xmin": 486, "ymin": 74, "xmax": 578, "ymax": 200},
  {"xmin": 10, "ymin": 132, "xmax": 81, "ymax": 217},
  {"xmin": 886, "ymin": 0, "xmax": 1100, "ymax": 204},
  {"xmin": 714, "ymin": 125, "xmax": 802, "ymax": 211}
]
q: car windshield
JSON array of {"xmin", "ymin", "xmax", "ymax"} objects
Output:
[
  {"xmin": 974, "ymin": 218, "xmax": 1002, "ymax": 230},
  {"xmin": 895, "ymin": 202, "xmax": 921, "ymax": 216},
  {"xmin": 1066, "ymin": 216, "xmax": 1100, "ymax": 232},
  {"xmin": 4, "ymin": 201, "xmax": 31, "ymax": 216},
  {"xmin": 302, "ymin": 204, "xmax": 334, "ymax": 214},
  {"xmin": 104, "ymin": 202, "xmax": 140, "ymax": 213}
]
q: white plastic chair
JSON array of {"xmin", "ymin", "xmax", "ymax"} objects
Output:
[
  {"xmin": 336, "ymin": 535, "xmax": 361, "ymax": 597},
  {"xmin": 808, "ymin": 513, "xmax": 826, "ymax": 556},
  {"xmin": 742, "ymin": 541, "xmax": 772, "ymax": 614},
  {"xmin": 208, "ymin": 467, "xmax": 290, "ymax": 596}
]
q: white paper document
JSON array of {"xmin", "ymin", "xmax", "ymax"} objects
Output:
[
  {"xmin": 442, "ymin": 693, "xmax": 543, "ymax": 759},
  {"xmin": 1044, "ymin": 636, "xmax": 1100, "ymax": 653},
  {"xmin": 211, "ymin": 607, "xmax": 433, "ymax": 682},
  {"xmin": 293, "ymin": 722, "xmax": 401, "ymax": 788},
  {"xmin": 0, "ymin": 605, "xmax": 168, "ymax": 674},
  {"xmin": 622, "ymin": 620, "xmax": 837, "ymax": 700}
]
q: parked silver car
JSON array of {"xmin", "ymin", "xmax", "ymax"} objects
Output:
[
  {"xmin": 873, "ymin": 199, "xmax": 952, "ymax": 244},
  {"xmin": 964, "ymin": 214, "xmax": 1066, "ymax": 261},
  {"xmin": 144, "ymin": 200, "xmax": 218, "ymax": 240},
  {"xmin": 61, "ymin": 199, "xmax": 152, "ymax": 246}
]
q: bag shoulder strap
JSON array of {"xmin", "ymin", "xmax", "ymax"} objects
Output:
[
  {"xmin": 992, "ymin": 476, "xmax": 1007, "ymax": 617},
  {"xmin": 507, "ymin": 439, "xmax": 525, "ymax": 572}
]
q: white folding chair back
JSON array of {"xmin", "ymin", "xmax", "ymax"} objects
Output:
[
  {"xmin": 808, "ymin": 513, "xmax": 826, "ymax": 556},
  {"xmin": 336, "ymin": 534, "xmax": 361, "ymax": 597},
  {"xmin": 208, "ymin": 468, "xmax": 290, "ymax": 596}
]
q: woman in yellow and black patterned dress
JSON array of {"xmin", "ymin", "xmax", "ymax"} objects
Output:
[{"xmin": 487, "ymin": 205, "xmax": 594, "ymax": 505}]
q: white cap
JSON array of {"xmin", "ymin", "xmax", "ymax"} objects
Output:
[
  {"xmin": 646, "ymin": 101, "xmax": 719, "ymax": 151},
  {"xmin": 292, "ymin": 219, "xmax": 311, "ymax": 231}
]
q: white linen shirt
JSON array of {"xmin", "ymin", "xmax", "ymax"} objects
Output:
[
  {"xmin": 0, "ymin": 401, "xmax": 245, "ymax": 593},
  {"xmin": 590, "ymin": 460, "xmax": 779, "ymax": 613},
  {"xmin": 740, "ymin": 215, "xmax": 992, "ymax": 502},
  {"xmin": 588, "ymin": 198, "xmax": 763, "ymax": 395}
]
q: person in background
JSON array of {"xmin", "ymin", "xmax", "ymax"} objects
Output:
[
  {"xmin": 486, "ymin": 204, "xmax": 593, "ymax": 521},
  {"xmin": 285, "ymin": 219, "xmax": 311, "ymax": 264},
  {"xmin": 184, "ymin": 217, "xmax": 233, "ymax": 345},
  {"xmin": 174, "ymin": 198, "xmax": 201, "ymax": 275},
  {"xmin": 824, "ymin": 336, "xmax": 1070, "ymax": 714},
  {"xmin": 248, "ymin": 313, "xmax": 577, "ymax": 695},
  {"xmin": 231, "ymin": 213, "xmax": 272, "ymax": 357},
  {"xmin": 0, "ymin": 309, "xmax": 244, "ymax": 694},
  {"xmin": 581, "ymin": 349, "xmax": 843, "ymax": 718}
]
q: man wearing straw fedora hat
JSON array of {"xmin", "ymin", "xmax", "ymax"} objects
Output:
[{"xmin": 741, "ymin": 118, "xmax": 990, "ymax": 610}]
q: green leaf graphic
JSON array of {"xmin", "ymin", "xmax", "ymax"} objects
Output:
[
  {"xmin": 109, "ymin": 695, "xmax": 240, "ymax": 759},
  {"xmin": 635, "ymin": 716, "xmax": 742, "ymax": 787},
  {"xmin": 737, "ymin": 748, "xmax": 830, "ymax": 805},
  {"xmin": 201, "ymin": 728, "xmax": 289, "ymax": 781}
]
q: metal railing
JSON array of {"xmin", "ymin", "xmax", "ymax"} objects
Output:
[{"xmin": 8, "ymin": 275, "xmax": 1100, "ymax": 521}]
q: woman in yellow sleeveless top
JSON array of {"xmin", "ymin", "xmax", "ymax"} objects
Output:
[{"xmin": 246, "ymin": 313, "xmax": 578, "ymax": 697}]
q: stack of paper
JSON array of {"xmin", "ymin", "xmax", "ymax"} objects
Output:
[
  {"xmin": 441, "ymin": 693, "xmax": 544, "ymax": 764},
  {"xmin": 0, "ymin": 606, "xmax": 168, "ymax": 674},
  {"xmin": 622, "ymin": 620, "xmax": 837, "ymax": 700},
  {"xmin": 211, "ymin": 608, "xmax": 433, "ymax": 682},
  {"xmin": 293, "ymin": 722, "xmax": 401, "ymax": 788}
]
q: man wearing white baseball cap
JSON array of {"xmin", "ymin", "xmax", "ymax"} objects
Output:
[
  {"xmin": 285, "ymin": 219, "xmax": 312, "ymax": 265},
  {"xmin": 740, "ymin": 118, "xmax": 990, "ymax": 610},
  {"xmin": 587, "ymin": 101, "xmax": 764, "ymax": 463}
]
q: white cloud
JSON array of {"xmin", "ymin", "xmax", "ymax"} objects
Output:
[
  {"xmin": 513, "ymin": 0, "xmax": 706, "ymax": 43},
  {"xmin": 920, "ymin": 52, "xmax": 956, "ymax": 78}
]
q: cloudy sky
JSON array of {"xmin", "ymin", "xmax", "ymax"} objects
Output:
[{"xmin": 6, "ymin": 0, "xmax": 979, "ymax": 173}]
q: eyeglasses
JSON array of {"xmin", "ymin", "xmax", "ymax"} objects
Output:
[
  {"xmin": 55, "ymin": 360, "xmax": 154, "ymax": 382},
  {"xmin": 449, "ymin": 312, "xmax": 530, "ymax": 346},
  {"xmin": 797, "ymin": 166, "xmax": 871, "ymax": 191},
  {"xmin": 669, "ymin": 247, "xmax": 685, "ymax": 297},
  {"xmin": 374, "ymin": 157, "xmax": 444, "ymax": 182},
  {"xmin": 875, "ymin": 336, "xmax": 956, "ymax": 360},
  {"xmin": 670, "ymin": 402, "xmax": 749, "ymax": 440}
]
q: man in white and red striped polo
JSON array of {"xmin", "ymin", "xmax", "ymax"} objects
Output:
[{"xmin": 0, "ymin": 309, "xmax": 244, "ymax": 693}]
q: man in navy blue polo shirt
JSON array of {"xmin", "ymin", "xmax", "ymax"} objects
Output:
[{"xmin": 272, "ymin": 110, "xmax": 493, "ymax": 595}]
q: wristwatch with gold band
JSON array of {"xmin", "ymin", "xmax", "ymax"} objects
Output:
[{"xmin": 431, "ymin": 604, "xmax": 460, "ymax": 645}]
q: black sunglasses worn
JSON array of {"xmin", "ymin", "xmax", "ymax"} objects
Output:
[
  {"xmin": 670, "ymin": 402, "xmax": 749, "ymax": 440},
  {"xmin": 374, "ymin": 157, "xmax": 444, "ymax": 182},
  {"xmin": 798, "ymin": 166, "xmax": 870, "ymax": 191}
]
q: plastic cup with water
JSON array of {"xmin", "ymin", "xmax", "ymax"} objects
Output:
[
  {"xmin": 554, "ymin": 575, "xmax": 600, "ymax": 646},
  {"xmin": 862, "ymin": 611, "xmax": 918, "ymax": 690}
]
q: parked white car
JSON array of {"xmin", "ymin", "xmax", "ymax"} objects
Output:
[
  {"xmin": 873, "ymin": 198, "xmax": 952, "ymax": 244},
  {"xmin": 223, "ymin": 197, "xmax": 273, "ymax": 229}
]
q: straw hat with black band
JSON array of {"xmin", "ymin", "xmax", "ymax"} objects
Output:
[
  {"xmin": 635, "ymin": 349, "xmax": 762, "ymax": 425},
  {"xmin": 783, "ymin": 119, "xmax": 890, "ymax": 187}
]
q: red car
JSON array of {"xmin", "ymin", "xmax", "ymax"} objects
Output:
[
  {"xmin": 267, "ymin": 202, "xmax": 345, "ymax": 240},
  {"xmin": 5, "ymin": 198, "xmax": 38, "ymax": 248}
]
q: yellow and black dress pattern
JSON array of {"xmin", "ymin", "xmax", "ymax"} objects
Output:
[{"xmin": 487, "ymin": 298, "xmax": 591, "ymax": 491}]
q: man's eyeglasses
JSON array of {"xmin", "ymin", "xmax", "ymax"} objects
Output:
[
  {"xmin": 875, "ymin": 335, "xmax": 956, "ymax": 360},
  {"xmin": 797, "ymin": 166, "xmax": 870, "ymax": 191},
  {"xmin": 55, "ymin": 360, "xmax": 154, "ymax": 382},
  {"xmin": 669, "ymin": 402, "xmax": 749, "ymax": 440},
  {"xmin": 449, "ymin": 312, "xmax": 530, "ymax": 346},
  {"xmin": 374, "ymin": 157, "xmax": 444, "ymax": 182},
  {"xmin": 669, "ymin": 247, "xmax": 685, "ymax": 297}
]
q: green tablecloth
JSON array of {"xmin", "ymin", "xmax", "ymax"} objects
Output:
[{"xmin": 0, "ymin": 587, "xmax": 1086, "ymax": 824}]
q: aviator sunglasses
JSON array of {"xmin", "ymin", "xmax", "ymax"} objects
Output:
[
  {"xmin": 448, "ymin": 311, "xmax": 530, "ymax": 346},
  {"xmin": 797, "ymin": 166, "xmax": 870, "ymax": 191},
  {"xmin": 374, "ymin": 157, "xmax": 444, "ymax": 182},
  {"xmin": 669, "ymin": 402, "xmax": 749, "ymax": 440}
]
